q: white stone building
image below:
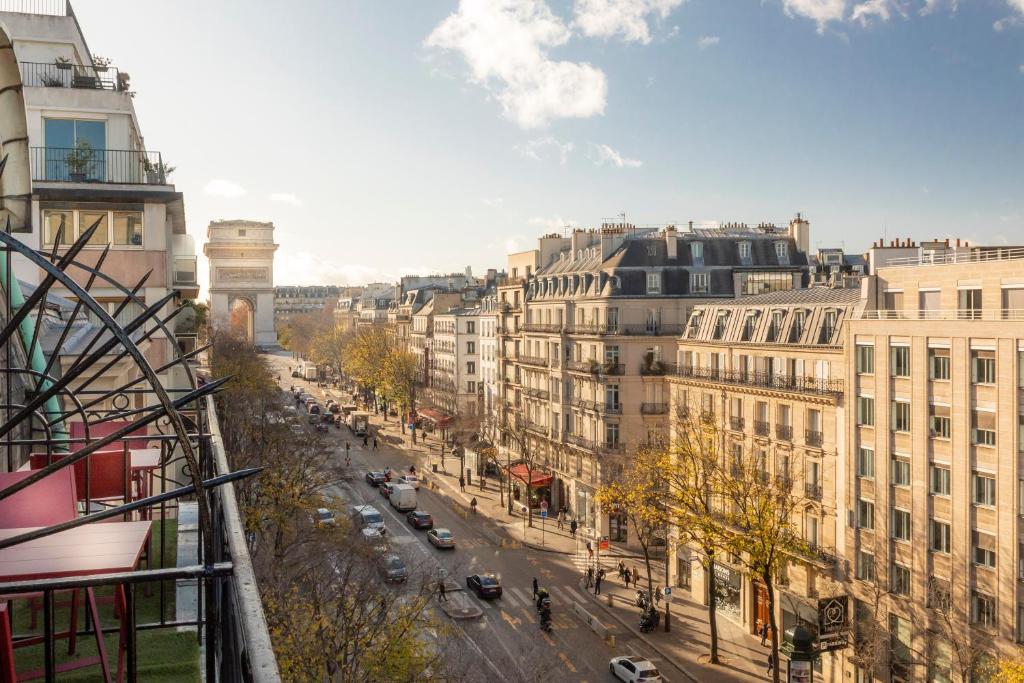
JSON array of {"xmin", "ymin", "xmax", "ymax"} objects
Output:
[{"xmin": 430, "ymin": 308, "xmax": 480, "ymax": 419}]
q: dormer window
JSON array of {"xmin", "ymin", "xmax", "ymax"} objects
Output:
[
  {"xmin": 690, "ymin": 272, "xmax": 709, "ymax": 294},
  {"xmin": 686, "ymin": 311, "xmax": 703, "ymax": 338},
  {"xmin": 738, "ymin": 241, "xmax": 752, "ymax": 264},
  {"xmin": 691, "ymin": 242, "xmax": 704, "ymax": 266},
  {"xmin": 775, "ymin": 241, "xmax": 789, "ymax": 265},
  {"xmin": 741, "ymin": 312, "xmax": 758, "ymax": 341},
  {"xmin": 713, "ymin": 311, "xmax": 729, "ymax": 340},
  {"xmin": 789, "ymin": 309, "xmax": 806, "ymax": 343},
  {"xmin": 768, "ymin": 310, "xmax": 785, "ymax": 342},
  {"xmin": 819, "ymin": 309, "xmax": 838, "ymax": 344},
  {"xmin": 646, "ymin": 272, "xmax": 662, "ymax": 295}
]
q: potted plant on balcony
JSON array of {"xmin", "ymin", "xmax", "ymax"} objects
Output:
[
  {"xmin": 92, "ymin": 56, "xmax": 111, "ymax": 72},
  {"xmin": 143, "ymin": 158, "xmax": 175, "ymax": 184},
  {"xmin": 54, "ymin": 56, "xmax": 71, "ymax": 70},
  {"xmin": 64, "ymin": 139, "xmax": 94, "ymax": 182}
]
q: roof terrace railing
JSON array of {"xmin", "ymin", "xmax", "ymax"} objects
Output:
[
  {"xmin": 857, "ymin": 309, "xmax": 1024, "ymax": 321},
  {"xmin": 881, "ymin": 247, "xmax": 1024, "ymax": 268},
  {"xmin": 20, "ymin": 61, "xmax": 125, "ymax": 91}
]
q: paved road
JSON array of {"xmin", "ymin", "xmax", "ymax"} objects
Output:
[{"xmin": 271, "ymin": 353, "xmax": 689, "ymax": 683}]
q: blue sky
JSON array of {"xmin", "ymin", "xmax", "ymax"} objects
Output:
[{"xmin": 70, "ymin": 0, "xmax": 1023, "ymax": 290}]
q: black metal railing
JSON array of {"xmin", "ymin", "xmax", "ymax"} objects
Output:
[
  {"xmin": 776, "ymin": 424, "xmax": 793, "ymax": 440},
  {"xmin": 729, "ymin": 416, "xmax": 745, "ymax": 431},
  {"xmin": 805, "ymin": 429, "xmax": 823, "ymax": 447},
  {"xmin": 804, "ymin": 482, "xmax": 823, "ymax": 500},
  {"xmin": 570, "ymin": 397, "xmax": 598, "ymax": 412},
  {"xmin": 602, "ymin": 363, "xmax": 625, "ymax": 376},
  {"xmin": 641, "ymin": 402, "xmax": 668, "ymax": 415},
  {"xmin": 671, "ymin": 365, "xmax": 844, "ymax": 397},
  {"xmin": 0, "ymin": 0, "xmax": 68, "ymax": 16},
  {"xmin": 522, "ymin": 323, "xmax": 564, "ymax": 334},
  {"xmin": 799, "ymin": 542, "xmax": 838, "ymax": 567},
  {"xmin": 754, "ymin": 420, "xmax": 769, "ymax": 436},
  {"xmin": 31, "ymin": 147, "xmax": 168, "ymax": 185},
  {"xmin": 519, "ymin": 355, "xmax": 550, "ymax": 368},
  {"xmin": 602, "ymin": 403, "xmax": 622, "ymax": 415},
  {"xmin": 566, "ymin": 359, "xmax": 599, "ymax": 373},
  {"xmin": 20, "ymin": 61, "xmax": 125, "ymax": 91},
  {"xmin": 640, "ymin": 361, "xmax": 676, "ymax": 376},
  {"xmin": 568, "ymin": 323, "xmax": 685, "ymax": 336}
]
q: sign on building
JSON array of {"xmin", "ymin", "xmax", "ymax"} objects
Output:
[{"xmin": 816, "ymin": 596, "xmax": 849, "ymax": 653}]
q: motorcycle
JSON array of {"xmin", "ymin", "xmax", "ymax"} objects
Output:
[
  {"xmin": 635, "ymin": 590, "xmax": 648, "ymax": 609},
  {"xmin": 539, "ymin": 607, "xmax": 552, "ymax": 633},
  {"xmin": 639, "ymin": 606, "xmax": 660, "ymax": 633},
  {"xmin": 536, "ymin": 590, "xmax": 550, "ymax": 612}
]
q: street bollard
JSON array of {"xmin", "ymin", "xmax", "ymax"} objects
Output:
[{"xmin": 607, "ymin": 594, "xmax": 613, "ymax": 607}]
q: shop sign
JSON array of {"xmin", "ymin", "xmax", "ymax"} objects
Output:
[{"xmin": 817, "ymin": 596, "xmax": 850, "ymax": 653}]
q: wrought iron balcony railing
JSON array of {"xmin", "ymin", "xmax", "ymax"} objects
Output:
[
  {"xmin": 640, "ymin": 361, "xmax": 677, "ymax": 376},
  {"xmin": 518, "ymin": 355, "xmax": 550, "ymax": 368},
  {"xmin": 804, "ymin": 482, "xmax": 823, "ymax": 500},
  {"xmin": 805, "ymin": 429, "xmax": 824, "ymax": 447},
  {"xmin": 31, "ymin": 147, "xmax": 170, "ymax": 185},
  {"xmin": 776, "ymin": 424, "xmax": 793, "ymax": 441},
  {"xmin": 20, "ymin": 60, "xmax": 127, "ymax": 91},
  {"xmin": 671, "ymin": 365, "xmax": 844, "ymax": 397},
  {"xmin": 729, "ymin": 416, "xmax": 745, "ymax": 431},
  {"xmin": 522, "ymin": 323, "xmax": 564, "ymax": 334},
  {"xmin": 754, "ymin": 420, "xmax": 770, "ymax": 436},
  {"xmin": 641, "ymin": 402, "xmax": 668, "ymax": 415}
]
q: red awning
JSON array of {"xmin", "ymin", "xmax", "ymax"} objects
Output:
[
  {"xmin": 508, "ymin": 464, "xmax": 553, "ymax": 488},
  {"xmin": 417, "ymin": 407, "xmax": 452, "ymax": 426}
]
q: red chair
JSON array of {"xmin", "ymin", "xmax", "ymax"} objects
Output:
[
  {"xmin": 29, "ymin": 450, "xmax": 137, "ymax": 509},
  {"xmin": 68, "ymin": 421, "xmax": 149, "ymax": 456},
  {"xmin": 0, "ymin": 602, "xmax": 15, "ymax": 683}
]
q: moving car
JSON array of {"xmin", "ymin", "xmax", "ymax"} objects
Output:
[
  {"xmin": 359, "ymin": 527, "xmax": 388, "ymax": 553},
  {"xmin": 388, "ymin": 483, "xmax": 417, "ymax": 512},
  {"xmin": 406, "ymin": 510, "xmax": 433, "ymax": 530},
  {"xmin": 427, "ymin": 528, "xmax": 455, "ymax": 549},
  {"xmin": 379, "ymin": 482, "xmax": 394, "ymax": 499},
  {"xmin": 398, "ymin": 475, "xmax": 420, "ymax": 490},
  {"xmin": 609, "ymin": 656, "xmax": 663, "ymax": 682},
  {"xmin": 365, "ymin": 471, "xmax": 386, "ymax": 487},
  {"xmin": 314, "ymin": 507, "xmax": 336, "ymax": 527},
  {"xmin": 379, "ymin": 554, "xmax": 408, "ymax": 583},
  {"xmin": 350, "ymin": 505, "xmax": 386, "ymax": 534},
  {"xmin": 466, "ymin": 573, "xmax": 502, "ymax": 599}
]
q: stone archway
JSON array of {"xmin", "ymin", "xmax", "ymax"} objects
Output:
[
  {"xmin": 227, "ymin": 295, "xmax": 256, "ymax": 342},
  {"xmin": 204, "ymin": 220, "xmax": 278, "ymax": 345}
]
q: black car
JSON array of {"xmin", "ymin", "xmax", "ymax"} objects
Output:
[
  {"xmin": 365, "ymin": 471, "xmax": 386, "ymax": 486},
  {"xmin": 466, "ymin": 573, "xmax": 502, "ymax": 599},
  {"xmin": 406, "ymin": 510, "xmax": 433, "ymax": 530}
]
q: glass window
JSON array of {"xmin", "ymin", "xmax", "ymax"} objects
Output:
[
  {"xmin": 42, "ymin": 209, "xmax": 73, "ymax": 246},
  {"xmin": 973, "ymin": 472, "xmax": 996, "ymax": 506},
  {"xmin": 889, "ymin": 614, "xmax": 912, "ymax": 672},
  {"xmin": 930, "ymin": 519, "xmax": 951, "ymax": 553},
  {"xmin": 929, "ymin": 348, "xmax": 950, "ymax": 380},
  {"xmin": 774, "ymin": 241, "xmax": 789, "ymax": 263},
  {"xmin": 891, "ymin": 456, "xmax": 910, "ymax": 486},
  {"xmin": 972, "ymin": 591, "xmax": 996, "ymax": 627},
  {"xmin": 973, "ymin": 530, "xmax": 996, "ymax": 568},
  {"xmin": 971, "ymin": 351, "xmax": 996, "ymax": 384},
  {"xmin": 930, "ymin": 405, "xmax": 951, "ymax": 439},
  {"xmin": 959, "ymin": 289, "xmax": 983, "ymax": 319},
  {"xmin": 890, "ymin": 563, "xmax": 911, "ymax": 595},
  {"xmin": 857, "ymin": 396, "xmax": 874, "ymax": 426},
  {"xmin": 930, "ymin": 639, "xmax": 952, "ymax": 683},
  {"xmin": 857, "ymin": 447, "xmax": 874, "ymax": 478},
  {"xmin": 891, "ymin": 346, "xmax": 911, "ymax": 377},
  {"xmin": 78, "ymin": 210, "xmax": 109, "ymax": 246},
  {"xmin": 690, "ymin": 272, "xmax": 708, "ymax": 294},
  {"xmin": 892, "ymin": 400, "xmax": 911, "ymax": 432},
  {"xmin": 858, "ymin": 499, "xmax": 874, "ymax": 530},
  {"xmin": 855, "ymin": 344, "xmax": 874, "ymax": 373},
  {"xmin": 930, "ymin": 464, "xmax": 950, "ymax": 496},
  {"xmin": 646, "ymin": 272, "xmax": 662, "ymax": 294},
  {"xmin": 892, "ymin": 507, "xmax": 911, "ymax": 541},
  {"xmin": 972, "ymin": 410, "xmax": 996, "ymax": 447},
  {"xmin": 690, "ymin": 242, "xmax": 703, "ymax": 262},
  {"xmin": 856, "ymin": 550, "xmax": 875, "ymax": 581},
  {"xmin": 43, "ymin": 118, "xmax": 74, "ymax": 148}
]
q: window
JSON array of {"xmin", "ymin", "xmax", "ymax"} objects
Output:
[
  {"xmin": 737, "ymin": 241, "xmax": 751, "ymax": 263},
  {"xmin": 690, "ymin": 272, "xmax": 709, "ymax": 294},
  {"xmin": 972, "ymin": 410, "xmax": 996, "ymax": 447},
  {"xmin": 741, "ymin": 313, "xmax": 757, "ymax": 341},
  {"xmin": 972, "ymin": 350, "xmax": 996, "ymax": 384},
  {"xmin": 646, "ymin": 272, "xmax": 662, "ymax": 295},
  {"xmin": 819, "ymin": 310, "xmax": 837, "ymax": 343},
  {"xmin": 774, "ymin": 241, "xmax": 789, "ymax": 264},
  {"xmin": 690, "ymin": 242, "xmax": 704, "ymax": 264},
  {"xmin": 891, "ymin": 455, "xmax": 910, "ymax": 486},
  {"xmin": 892, "ymin": 507, "xmax": 911, "ymax": 541},
  {"xmin": 930, "ymin": 638, "xmax": 952, "ymax": 683},
  {"xmin": 959, "ymin": 288, "xmax": 982, "ymax": 320},
  {"xmin": 929, "ymin": 577, "xmax": 952, "ymax": 613},
  {"xmin": 972, "ymin": 591, "xmax": 997, "ymax": 628},
  {"xmin": 42, "ymin": 209, "xmax": 73, "ymax": 246},
  {"xmin": 466, "ymin": 361, "xmax": 475, "ymax": 374},
  {"xmin": 857, "ymin": 499, "xmax": 875, "ymax": 530},
  {"xmin": 43, "ymin": 118, "xmax": 107, "ymax": 180},
  {"xmin": 857, "ymin": 447, "xmax": 875, "ymax": 478},
  {"xmin": 42, "ymin": 209, "xmax": 143, "ymax": 248},
  {"xmin": 973, "ymin": 530, "xmax": 996, "ymax": 568},
  {"xmin": 767, "ymin": 310, "xmax": 785, "ymax": 342},
  {"xmin": 466, "ymin": 341, "xmax": 475, "ymax": 354},
  {"xmin": 712, "ymin": 312, "xmax": 728, "ymax": 339},
  {"xmin": 857, "ymin": 396, "xmax": 874, "ymax": 426},
  {"xmin": 890, "ymin": 563, "xmax": 911, "ymax": 595},
  {"xmin": 856, "ymin": 550, "xmax": 875, "ymax": 581},
  {"xmin": 855, "ymin": 344, "xmax": 874, "ymax": 374},
  {"xmin": 930, "ymin": 464, "xmax": 951, "ymax": 496},
  {"xmin": 929, "ymin": 348, "xmax": 951, "ymax": 380},
  {"xmin": 892, "ymin": 400, "xmax": 911, "ymax": 432},
  {"xmin": 789, "ymin": 310, "xmax": 806, "ymax": 342},
  {"xmin": 930, "ymin": 519, "xmax": 951, "ymax": 553},
  {"xmin": 605, "ymin": 423, "xmax": 619, "ymax": 447},
  {"xmin": 973, "ymin": 472, "xmax": 996, "ymax": 506},
  {"xmin": 466, "ymin": 380, "xmax": 475, "ymax": 393},
  {"xmin": 466, "ymin": 321, "xmax": 475, "ymax": 334},
  {"xmin": 79, "ymin": 210, "xmax": 110, "ymax": 246},
  {"xmin": 929, "ymin": 405, "xmax": 951, "ymax": 439},
  {"xmin": 891, "ymin": 346, "xmax": 911, "ymax": 377}
]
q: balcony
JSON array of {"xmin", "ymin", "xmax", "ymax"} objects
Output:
[
  {"xmin": 641, "ymin": 402, "xmax": 669, "ymax": 415},
  {"xmin": 522, "ymin": 323, "xmax": 564, "ymax": 334},
  {"xmin": 20, "ymin": 60, "xmax": 128, "ymax": 91},
  {"xmin": 640, "ymin": 361, "xmax": 677, "ymax": 376},
  {"xmin": 525, "ymin": 388, "xmax": 550, "ymax": 400},
  {"xmin": 566, "ymin": 359, "xmax": 600, "ymax": 373},
  {"xmin": 519, "ymin": 355, "xmax": 550, "ymax": 368},
  {"xmin": 798, "ymin": 542, "xmax": 838, "ymax": 567},
  {"xmin": 567, "ymin": 433, "xmax": 596, "ymax": 451},
  {"xmin": 602, "ymin": 403, "xmax": 622, "ymax": 415},
  {"xmin": 570, "ymin": 397, "xmax": 598, "ymax": 412},
  {"xmin": 754, "ymin": 420, "xmax": 769, "ymax": 436},
  {"xmin": 729, "ymin": 416, "xmax": 745, "ymax": 431},
  {"xmin": 31, "ymin": 147, "xmax": 170, "ymax": 185},
  {"xmin": 569, "ymin": 323, "xmax": 685, "ymax": 336},
  {"xmin": 776, "ymin": 424, "xmax": 793, "ymax": 441},
  {"xmin": 671, "ymin": 366, "xmax": 844, "ymax": 398},
  {"xmin": 804, "ymin": 482, "xmax": 823, "ymax": 500},
  {"xmin": 602, "ymin": 362, "xmax": 625, "ymax": 376},
  {"xmin": 524, "ymin": 419, "xmax": 548, "ymax": 435},
  {"xmin": 805, "ymin": 429, "xmax": 823, "ymax": 448}
]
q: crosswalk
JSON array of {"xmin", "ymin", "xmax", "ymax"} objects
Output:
[{"xmin": 459, "ymin": 581, "xmax": 599, "ymax": 629}]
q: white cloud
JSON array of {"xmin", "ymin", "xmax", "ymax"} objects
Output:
[
  {"xmin": 480, "ymin": 197, "xmax": 504, "ymax": 207},
  {"xmin": 203, "ymin": 179, "xmax": 246, "ymax": 198},
  {"xmin": 528, "ymin": 216, "xmax": 577, "ymax": 231},
  {"xmin": 994, "ymin": 0, "xmax": 1024, "ymax": 29},
  {"xmin": 269, "ymin": 192, "xmax": 301, "ymax": 206},
  {"xmin": 780, "ymin": 0, "xmax": 848, "ymax": 32},
  {"xmin": 573, "ymin": 0, "xmax": 685, "ymax": 44},
  {"xmin": 425, "ymin": 0, "xmax": 608, "ymax": 128},
  {"xmin": 515, "ymin": 136, "xmax": 575, "ymax": 163},
  {"xmin": 591, "ymin": 143, "xmax": 643, "ymax": 168},
  {"xmin": 1020, "ymin": 64, "xmax": 1024, "ymax": 74},
  {"xmin": 275, "ymin": 251, "xmax": 430, "ymax": 287},
  {"xmin": 851, "ymin": 0, "xmax": 907, "ymax": 25},
  {"xmin": 696, "ymin": 34, "xmax": 720, "ymax": 49}
]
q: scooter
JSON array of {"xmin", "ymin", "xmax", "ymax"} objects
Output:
[
  {"xmin": 639, "ymin": 606, "xmax": 660, "ymax": 633},
  {"xmin": 636, "ymin": 590, "xmax": 648, "ymax": 609},
  {"xmin": 539, "ymin": 608, "xmax": 552, "ymax": 633}
]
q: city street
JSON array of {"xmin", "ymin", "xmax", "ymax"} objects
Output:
[{"xmin": 269, "ymin": 351, "xmax": 693, "ymax": 683}]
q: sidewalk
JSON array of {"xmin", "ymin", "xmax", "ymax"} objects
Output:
[{"xmin": 358, "ymin": 410, "xmax": 772, "ymax": 682}]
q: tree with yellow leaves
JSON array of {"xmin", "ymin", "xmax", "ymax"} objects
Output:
[{"xmin": 992, "ymin": 657, "xmax": 1024, "ymax": 683}]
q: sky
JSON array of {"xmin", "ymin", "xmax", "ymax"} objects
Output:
[{"xmin": 68, "ymin": 0, "xmax": 1023, "ymax": 293}]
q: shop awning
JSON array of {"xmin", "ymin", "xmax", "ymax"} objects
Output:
[
  {"xmin": 417, "ymin": 407, "xmax": 452, "ymax": 426},
  {"xmin": 509, "ymin": 464, "xmax": 553, "ymax": 488}
]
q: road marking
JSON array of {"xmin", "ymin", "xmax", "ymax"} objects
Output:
[
  {"xmin": 507, "ymin": 587, "xmax": 532, "ymax": 605},
  {"xmin": 565, "ymin": 586, "xmax": 588, "ymax": 603},
  {"xmin": 500, "ymin": 610, "xmax": 521, "ymax": 629},
  {"xmin": 558, "ymin": 652, "xmax": 578, "ymax": 673},
  {"xmin": 501, "ymin": 591, "xmax": 521, "ymax": 608}
]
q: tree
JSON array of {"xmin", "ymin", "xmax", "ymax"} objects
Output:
[
  {"xmin": 500, "ymin": 418, "xmax": 546, "ymax": 526},
  {"xmin": 380, "ymin": 345, "xmax": 418, "ymax": 431},
  {"xmin": 925, "ymin": 580, "xmax": 995, "ymax": 683},
  {"xmin": 992, "ymin": 656, "xmax": 1024, "ymax": 683},
  {"xmin": 595, "ymin": 443, "xmax": 672, "ymax": 611},
  {"xmin": 719, "ymin": 443, "xmax": 806, "ymax": 683},
  {"xmin": 663, "ymin": 410, "xmax": 728, "ymax": 664}
]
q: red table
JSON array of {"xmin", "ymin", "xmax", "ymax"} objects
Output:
[{"xmin": 0, "ymin": 521, "xmax": 151, "ymax": 683}]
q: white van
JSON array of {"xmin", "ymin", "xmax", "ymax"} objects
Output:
[
  {"xmin": 350, "ymin": 504, "xmax": 386, "ymax": 533},
  {"xmin": 388, "ymin": 483, "xmax": 417, "ymax": 512}
]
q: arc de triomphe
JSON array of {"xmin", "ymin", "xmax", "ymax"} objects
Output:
[{"xmin": 204, "ymin": 220, "xmax": 278, "ymax": 345}]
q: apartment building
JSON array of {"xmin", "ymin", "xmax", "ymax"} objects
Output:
[
  {"xmin": 845, "ymin": 245, "xmax": 1024, "ymax": 682},
  {"xmin": 273, "ymin": 285, "xmax": 340, "ymax": 327},
  {"xmin": 479, "ymin": 294, "xmax": 500, "ymax": 445},
  {"xmin": 495, "ymin": 218, "xmax": 811, "ymax": 534},
  {"xmin": 430, "ymin": 308, "xmax": 481, "ymax": 419},
  {"xmin": 667, "ymin": 286, "xmax": 858, "ymax": 681},
  {"xmin": 0, "ymin": 3, "xmax": 198, "ymax": 397}
]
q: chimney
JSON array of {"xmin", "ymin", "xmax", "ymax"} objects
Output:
[{"xmin": 665, "ymin": 226, "xmax": 678, "ymax": 260}]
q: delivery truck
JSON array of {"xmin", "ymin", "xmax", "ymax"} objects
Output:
[
  {"xmin": 389, "ymin": 483, "xmax": 417, "ymax": 512},
  {"xmin": 303, "ymin": 364, "xmax": 317, "ymax": 381},
  {"xmin": 348, "ymin": 411, "xmax": 369, "ymax": 436}
]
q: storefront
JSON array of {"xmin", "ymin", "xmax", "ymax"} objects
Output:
[
  {"xmin": 714, "ymin": 564, "xmax": 743, "ymax": 623},
  {"xmin": 574, "ymin": 484, "xmax": 595, "ymax": 530},
  {"xmin": 608, "ymin": 509, "xmax": 628, "ymax": 543},
  {"xmin": 508, "ymin": 464, "xmax": 552, "ymax": 508}
]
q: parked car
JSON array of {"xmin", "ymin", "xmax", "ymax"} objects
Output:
[
  {"xmin": 427, "ymin": 528, "xmax": 455, "ymax": 549},
  {"xmin": 379, "ymin": 554, "xmax": 408, "ymax": 583},
  {"xmin": 314, "ymin": 507, "xmax": 336, "ymax": 528},
  {"xmin": 398, "ymin": 475, "xmax": 420, "ymax": 490},
  {"xmin": 406, "ymin": 510, "xmax": 433, "ymax": 529},
  {"xmin": 379, "ymin": 482, "xmax": 394, "ymax": 499},
  {"xmin": 365, "ymin": 471, "xmax": 386, "ymax": 487},
  {"xmin": 306, "ymin": 413, "xmax": 319, "ymax": 425},
  {"xmin": 308, "ymin": 403, "xmax": 321, "ymax": 415},
  {"xmin": 609, "ymin": 656, "xmax": 662, "ymax": 682},
  {"xmin": 466, "ymin": 573, "xmax": 502, "ymax": 599}
]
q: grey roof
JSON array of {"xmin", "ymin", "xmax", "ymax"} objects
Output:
[{"xmin": 697, "ymin": 287, "xmax": 863, "ymax": 308}]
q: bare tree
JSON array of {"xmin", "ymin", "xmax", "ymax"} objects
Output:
[{"xmin": 500, "ymin": 417, "xmax": 547, "ymax": 527}]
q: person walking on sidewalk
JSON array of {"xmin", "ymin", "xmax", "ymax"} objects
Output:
[
  {"xmin": 760, "ymin": 621, "xmax": 769, "ymax": 646},
  {"xmin": 459, "ymin": 475, "xmax": 466, "ymax": 492},
  {"xmin": 623, "ymin": 571, "xmax": 631, "ymax": 589},
  {"xmin": 470, "ymin": 497, "xmax": 477, "ymax": 515},
  {"xmin": 585, "ymin": 566, "xmax": 594, "ymax": 588},
  {"xmin": 632, "ymin": 566, "xmax": 640, "ymax": 586},
  {"xmin": 618, "ymin": 561, "xmax": 626, "ymax": 580},
  {"xmin": 594, "ymin": 569, "xmax": 604, "ymax": 595},
  {"xmin": 766, "ymin": 652, "xmax": 774, "ymax": 675},
  {"xmin": 570, "ymin": 519, "xmax": 578, "ymax": 539},
  {"xmin": 532, "ymin": 577, "xmax": 538, "ymax": 599},
  {"xmin": 362, "ymin": 434, "xmax": 368, "ymax": 447},
  {"xmin": 438, "ymin": 581, "xmax": 448, "ymax": 603},
  {"xmin": 372, "ymin": 436, "xmax": 378, "ymax": 450},
  {"xmin": 556, "ymin": 510, "xmax": 564, "ymax": 530},
  {"xmin": 586, "ymin": 541, "xmax": 593, "ymax": 560}
]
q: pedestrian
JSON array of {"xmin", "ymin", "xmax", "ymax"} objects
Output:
[
  {"xmin": 556, "ymin": 510, "xmax": 563, "ymax": 530},
  {"xmin": 623, "ymin": 571, "xmax": 630, "ymax": 589},
  {"xmin": 532, "ymin": 577, "xmax": 538, "ymax": 599},
  {"xmin": 372, "ymin": 436, "xmax": 378, "ymax": 450},
  {"xmin": 594, "ymin": 569, "xmax": 603, "ymax": 595},
  {"xmin": 363, "ymin": 435, "xmax": 368, "ymax": 447},
  {"xmin": 632, "ymin": 566, "xmax": 640, "ymax": 585},
  {"xmin": 766, "ymin": 652, "xmax": 774, "ymax": 674},
  {"xmin": 470, "ymin": 497, "xmax": 477, "ymax": 515},
  {"xmin": 345, "ymin": 442, "xmax": 350, "ymax": 457},
  {"xmin": 459, "ymin": 475, "xmax": 466, "ymax": 492},
  {"xmin": 618, "ymin": 561, "xmax": 626, "ymax": 580},
  {"xmin": 438, "ymin": 581, "xmax": 448, "ymax": 603},
  {"xmin": 760, "ymin": 621, "xmax": 769, "ymax": 646},
  {"xmin": 570, "ymin": 519, "xmax": 578, "ymax": 539},
  {"xmin": 587, "ymin": 541, "xmax": 593, "ymax": 560},
  {"xmin": 585, "ymin": 566, "xmax": 594, "ymax": 588}
]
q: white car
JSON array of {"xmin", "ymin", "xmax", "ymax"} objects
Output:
[
  {"xmin": 399, "ymin": 475, "xmax": 420, "ymax": 490},
  {"xmin": 609, "ymin": 656, "xmax": 662, "ymax": 682}
]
